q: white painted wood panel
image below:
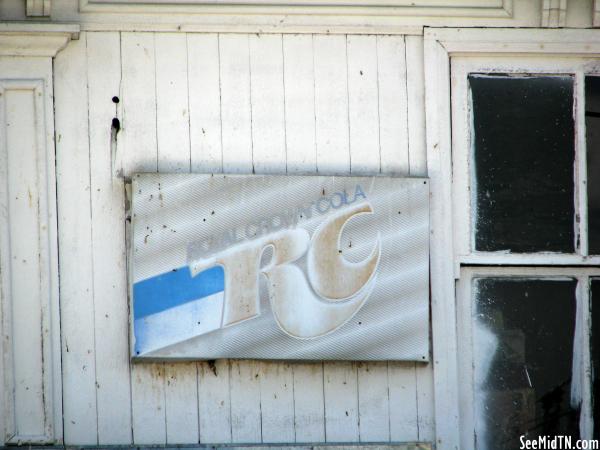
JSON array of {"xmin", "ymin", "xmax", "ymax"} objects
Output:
[
  {"xmin": 219, "ymin": 34, "xmax": 253, "ymax": 173},
  {"xmin": 198, "ymin": 360, "xmax": 232, "ymax": 443},
  {"xmin": 155, "ymin": 33, "xmax": 191, "ymax": 173},
  {"xmin": 282, "ymin": 35, "xmax": 317, "ymax": 174},
  {"xmin": 292, "ymin": 363, "xmax": 326, "ymax": 442},
  {"xmin": 86, "ymin": 31, "xmax": 133, "ymax": 445},
  {"xmin": 47, "ymin": 30, "xmax": 431, "ymax": 447},
  {"xmin": 0, "ymin": 55, "xmax": 61, "ymax": 446},
  {"xmin": 324, "ymin": 362, "xmax": 359, "ymax": 442},
  {"xmin": 347, "ymin": 35, "xmax": 380, "ymax": 175},
  {"xmin": 377, "ymin": 35, "xmax": 409, "ymax": 175},
  {"xmin": 313, "ymin": 35, "xmax": 350, "ymax": 174},
  {"xmin": 230, "ymin": 360, "xmax": 262, "ymax": 443},
  {"xmin": 357, "ymin": 362, "xmax": 390, "ymax": 442},
  {"xmin": 406, "ymin": 35, "xmax": 427, "ymax": 176},
  {"xmin": 259, "ymin": 362, "xmax": 295, "ymax": 443},
  {"xmin": 188, "ymin": 33, "xmax": 223, "ymax": 173},
  {"xmin": 121, "ymin": 32, "xmax": 158, "ymax": 175},
  {"xmin": 249, "ymin": 34, "xmax": 287, "ymax": 174},
  {"xmin": 388, "ymin": 362, "xmax": 418, "ymax": 441},
  {"xmin": 54, "ymin": 37, "xmax": 98, "ymax": 446},
  {"xmin": 165, "ymin": 363, "xmax": 199, "ymax": 444}
]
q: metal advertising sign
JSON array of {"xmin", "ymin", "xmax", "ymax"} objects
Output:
[{"xmin": 130, "ymin": 174, "xmax": 429, "ymax": 361}]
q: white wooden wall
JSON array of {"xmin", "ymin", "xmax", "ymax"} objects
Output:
[{"xmin": 52, "ymin": 31, "xmax": 433, "ymax": 446}]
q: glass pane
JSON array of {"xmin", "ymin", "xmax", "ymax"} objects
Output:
[
  {"xmin": 473, "ymin": 277, "xmax": 579, "ymax": 450},
  {"xmin": 469, "ymin": 75, "xmax": 575, "ymax": 253},
  {"xmin": 586, "ymin": 77, "xmax": 600, "ymax": 255},
  {"xmin": 592, "ymin": 278, "xmax": 600, "ymax": 439}
]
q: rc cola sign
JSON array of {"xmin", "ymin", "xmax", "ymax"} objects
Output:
[{"xmin": 130, "ymin": 174, "xmax": 429, "ymax": 361}]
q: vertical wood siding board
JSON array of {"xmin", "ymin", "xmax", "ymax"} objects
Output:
[
  {"xmin": 248, "ymin": 34, "xmax": 286, "ymax": 174},
  {"xmin": 416, "ymin": 363, "xmax": 435, "ymax": 442},
  {"xmin": 357, "ymin": 361, "xmax": 391, "ymax": 442},
  {"xmin": 292, "ymin": 363, "xmax": 325, "ymax": 443},
  {"xmin": 187, "ymin": 34, "xmax": 223, "ymax": 174},
  {"xmin": 229, "ymin": 360, "xmax": 262, "ymax": 443},
  {"xmin": 312, "ymin": 35, "xmax": 318, "ymax": 174},
  {"xmin": 86, "ymin": 31, "xmax": 133, "ymax": 445},
  {"xmin": 387, "ymin": 362, "xmax": 419, "ymax": 441},
  {"xmin": 282, "ymin": 35, "xmax": 317, "ymax": 174},
  {"xmin": 377, "ymin": 35, "xmax": 409, "ymax": 176},
  {"xmin": 218, "ymin": 34, "xmax": 253, "ymax": 174},
  {"xmin": 281, "ymin": 35, "xmax": 289, "ymax": 173},
  {"xmin": 121, "ymin": 32, "xmax": 166, "ymax": 445},
  {"xmin": 155, "ymin": 33, "xmax": 191, "ymax": 173},
  {"xmin": 323, "ymin": 362, "xmax": 359, "ymax": 443},
  {"xmin": 198, "ymin": 360, "xmax": 232, "ymax": 443},
  {"xmin": 218, "ymin": 35, "xmax": 224, "ymax": 173},
  {"xmin": 54, "ymin": 35, "xmax": 99, "ymax": 445},
  {"xmin": 406, "ymin": 35, "xmax": 427, "ymax": 177},
  {"xmin": 313, "ymin": 34, "xmax": 350, "ymax": 175},
  {"xmin": 259, "ymin": 361, "xmax": 295, "ymax": 443},
  {"xmin": 120, "ymin": 32, "xmax": 158, "ymax": 176},
  {"xmin": 164, "ymin": 362, "xmax": 199, "ymax": 444},
  {"xmin": 346, "ymin": 35, "xmax": 381, "ymax": 175}
]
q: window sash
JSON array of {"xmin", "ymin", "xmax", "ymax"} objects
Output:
[
  {"xmin": 450, "ymin": 56, "xmax": 600, "ymax": 266},
  {"xmin": 456, "ymin": 266, "xmax": 599, "ymax": 449}
]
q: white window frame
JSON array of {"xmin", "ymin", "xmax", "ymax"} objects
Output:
[{"xmin": 424, "ymin": 28, "xmax": 600, "ymax": 450}]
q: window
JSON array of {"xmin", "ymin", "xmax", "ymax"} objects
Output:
[{"xmin": 451, "ymin": 57, "xmax": 600, "ymax": 449}]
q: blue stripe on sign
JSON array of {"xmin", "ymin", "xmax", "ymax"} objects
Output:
[{"xmin": 133, "ymin": 265, "xmax": 224, "ymax": 319}]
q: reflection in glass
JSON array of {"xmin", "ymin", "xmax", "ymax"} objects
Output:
[{"xmin": 473, "ymin": 277, "xmax": 579, "ymax": 449}]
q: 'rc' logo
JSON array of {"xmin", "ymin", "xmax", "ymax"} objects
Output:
[{"xmin": 189, "ymin": 201, "xmax": 381, "ymax": 339}]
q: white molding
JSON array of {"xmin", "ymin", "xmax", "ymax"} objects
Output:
[
  {"xmin": 430, "ymin": 28, "xmax": 600, "ymax": 55},
  {"xmin": 541, "ymin": 0, "xmax": 566, "ymax": 27},
  {"xmin": 80, "ymin": 0, "xmax": 513, "ymax": 15},
  {"xmin": 26, "ymin": 0, "xmax": 51, "ymax": 17},
  {"xmin": 0, "ymin": 23, "xmax": 79, "ymax": 57},
  {"xmin": 64, "ymin": 0, "xmax": 540, "ymax": 34},
  {"xmin": 0, "ymin": 59, "xmax": 62, "ymax": 445}
]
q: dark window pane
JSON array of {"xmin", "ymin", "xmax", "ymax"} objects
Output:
[
  {"xmin": 586, "ymin": 77, "xmax": 600, "ymax": 255},
  {"xmin": 473, "ymin": 277, "xmax": 579, "ymax": 450},
  {"xmin": 592, "ymin": 278, "xmax": 600, "ymax": 439},
  {"xmin": 470, "ymin": 75, "xmax": 575, "ymax": 253}
]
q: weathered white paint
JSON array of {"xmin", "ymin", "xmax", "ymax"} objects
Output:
[
  {"xmin": 29, "ymin": 30, "xmax": 431, "ymax": 447},
  {"xmin": 86, "ymin": 31, "xmax": 133, "ymax": 445},
  {"xmin": 0, "ymin": 58, "xmax": 61, "ymax": 444},
  {"xmin": 55, "ymin": 37, "xmax": 99, "ymax": 446}
]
